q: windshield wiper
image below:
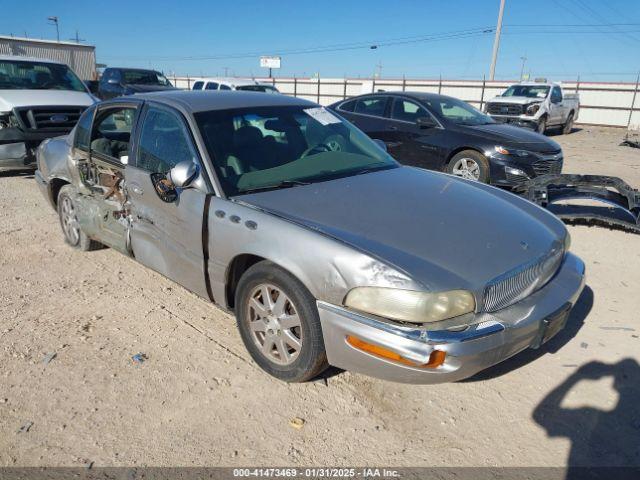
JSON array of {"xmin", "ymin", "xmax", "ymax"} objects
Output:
[{"xmin": 237, "ymin": 179, "xmax": 311, "ymax": 194}]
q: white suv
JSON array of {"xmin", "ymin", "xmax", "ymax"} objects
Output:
[
  {"xmin": 0, "ymin": 55, "xmax": 95, "ymax": 171},
  {"xmin": 191, "ymin": 77, "xmax": 279, "ymax": 94}
]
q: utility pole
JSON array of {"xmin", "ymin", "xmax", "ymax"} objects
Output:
[
  {"xmin": 69, "ymin": 30, "xmax": 85, "ymax": 43},
  {"xmin": 224, "ymin": 67, "xmax": 229, "ymax": 77},
  {"xmin": 519, "ymin": 55, "xmax": 527, "ymax": 81},
  {"xmin": 489, "ymin": 0, "xmax": 506, "ymax": 81},
  {"xmin": 47, "ymin": 16, "xmax": 59, "ymax": 42},
  {"xmin": 374, "ymin": 61, "xmax": 383, "ymax": 79}
]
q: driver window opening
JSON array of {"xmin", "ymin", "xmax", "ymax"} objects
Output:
[{"xmin": 91, "ymin": 107, "xmax": 136, "ymax": 162}]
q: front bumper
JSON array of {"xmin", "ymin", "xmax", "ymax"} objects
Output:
[
  {"xmin": 318, "ymin": 252, "xmax": 585, "ymax": 384},
  {"xmin": 0, "ymin": 127, "xmax": 70, "ymax": 172},
  {"xmin": 489, "ymin": 114, "xmax": 539, "ymax": 130},
  {"xmin": 0, "ymin": 142, "xmax": 36, "ymax": 171},
  {"xmin": 488, "ymin": 152, "xmax": 563, "ymax": 189}
]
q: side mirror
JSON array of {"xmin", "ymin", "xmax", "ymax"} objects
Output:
[
  {"xmin": 373, "ymin": 139, "xmax": 387, "ymax": 152},
  {"xmin": 416, "ymin": 116, "xmax": 437, "ymax": 129},
  {"xmin": 167, "ymin": 161, "xmax": 199, "ymax": 189}
]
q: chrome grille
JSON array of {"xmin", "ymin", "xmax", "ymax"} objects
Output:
[
  {"xmin": 487, "ymin": 103, "xmax": 523, "ymax": 115},
  {"xmin": 483, "ymin": 246, "xmax": 564, "ymax": 312},
  {"xmin": 15, "ymin": 106, "xmax": 86, "ymax": 132}
]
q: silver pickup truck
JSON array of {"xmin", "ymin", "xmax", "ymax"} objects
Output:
[{"xmin": 485, "ymin": 82, "xmax": 579, "ymax": 135}]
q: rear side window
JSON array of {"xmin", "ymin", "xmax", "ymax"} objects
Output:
[
  {"xmin": 136, "ymin": 107, "xmax": 198, "ymax": 173},
  {"xmin": 339, "ymin": 100, "xmax": 356, "ymax": 112},
  {"xmin": 219, "ymin": 84, "xmax": 232, "ymax": 90},
  {"xmin": 205, "ymin": 82, "xmax": 219, "ymax": 90},
  {"xmin": 192, "ymin": 81, "xmax": 204, "ymax": 90},
  {"xmin": 354, "ymin": 97, "xmax": 388, "ymax": 117},
  {"xmin": 74, "ymin": 106, "xmax": 95, "ymax": 151},
  {"xmin": 391, "ymin": 99, "xmax": 428, "ymax": 123}
]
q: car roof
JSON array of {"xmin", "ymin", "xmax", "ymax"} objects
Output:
[
  {"xmin": 0, "ymin": 55, "xmax": 67, "ymax": 65},
  {"xmin": 334, "ymin": 91, "xmax": 460, "ymax": 105},
  {"xmin": 131, "ymin": 90, "xmax": 315, "ymax": 112}
]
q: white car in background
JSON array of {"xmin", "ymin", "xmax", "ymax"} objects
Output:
[{"xmin": 190, "ymin": 77, "xmax": 279, "ymax": 94}]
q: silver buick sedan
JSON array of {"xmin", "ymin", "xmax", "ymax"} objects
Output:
[{"xmin": 35, "ymin": 91, "xmax": 585, "ymax": 383}]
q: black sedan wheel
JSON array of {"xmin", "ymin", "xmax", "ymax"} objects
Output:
[
  {"xmin": 447, "ymin": 150, "xmax": 490, "ymax": 183},
  {"xmin": 235, "ymin": 261, "xmax": 328, "ymax": 382}
]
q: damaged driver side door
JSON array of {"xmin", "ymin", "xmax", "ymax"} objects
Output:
[{"xmin": 124, "ymin": 103, "xmax": 211, "ymax": 299}]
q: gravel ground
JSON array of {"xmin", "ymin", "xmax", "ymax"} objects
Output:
[{"xmin": 0, "ymin": 126, "xmax": 639, "ymax": 468}]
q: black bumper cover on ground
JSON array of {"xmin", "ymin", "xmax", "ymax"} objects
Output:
[{"xmin": 522, "ymin": 174, "xmax": 640, "ymax": 234}]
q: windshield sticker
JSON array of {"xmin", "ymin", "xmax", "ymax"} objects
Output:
[{"xmin": 304, "ymin": 107, "xmax": 341, "ymax": 125}]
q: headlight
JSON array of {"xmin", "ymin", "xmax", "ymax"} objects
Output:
[
  {"xmin": 344, "ymin": 287, "xmax": 475, "ymax": 324},
  {"xmin": 494, "ymin": 146, "xmax": 530, "ymax": 157},
  {"xmin": 526, "ymin": 103, "xmax": 541, "ymax": 115}
]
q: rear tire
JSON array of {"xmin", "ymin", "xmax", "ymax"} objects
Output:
[
  {"xmin": 235, "ymin": 261, "xmax": 328, "ymax": 382},
  {"xmin": 447, "ymin": 150, "xmax": 490, "ymax": 183},
  {"xmin": 563, "ymin": 113, "xmax": 574, "ymax": 135},
  {"xmin": 57, "ymin": 185, "xmax": 102, "ymax": 251}
]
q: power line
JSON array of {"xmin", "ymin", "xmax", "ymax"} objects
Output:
[{"xmin": 100, "ymin": 27, "xmax": 496, "ymax": 61}]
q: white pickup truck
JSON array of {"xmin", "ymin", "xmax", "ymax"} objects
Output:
[
  {"xmin": 485, "ymin": 82, "xmax": 579, "ymax": 135},
  {"xmin": 0, "ymin": 55, "xmax": 95, "ymax": 172}
]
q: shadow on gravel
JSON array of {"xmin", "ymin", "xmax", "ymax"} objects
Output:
[
  {"xmin": 463, "ymin": 285, "xmax": 594, "ymax": 382},
  {"xmin": 533, "ymin": 358, "xmax": 640, "ymax": 475},
  {"xmin": 0, "ymin": 169, "xmax": 35, "ymax": 179},
  {"xmin": 547, "ymin": 127, "xmax": 583, "ymax": 137}
]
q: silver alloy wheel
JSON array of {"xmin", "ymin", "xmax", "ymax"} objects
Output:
[
  {"xmin": 451, "ymin": 157, "xmax": 481, "ymax": 181},
  {"xmin": 247, "ymin": 283, "xmax": 303, "ymax": 366},
  {"xmin": 60, "ymin": 196, "xmax": 80, "ymax": 245}
]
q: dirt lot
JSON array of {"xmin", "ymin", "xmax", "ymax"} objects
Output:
[{"xmin": 1, "ymin": 126, "xmax": 639, "ymax": 467}]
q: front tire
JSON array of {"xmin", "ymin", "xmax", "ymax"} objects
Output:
[
  {"xmin": 57, "ymin": 185, "xmax": 101, "ymax": 251},
  {"xmin": 235, "ymin": 261, "xmax": 328, "ymax": 382},
  {"xmin": 537, "ymin": 115, "xmax": 547, "ymax": 134},
  {"xmin": 447, "ymin": 150, "xmax": 490, "ymax": 183}
]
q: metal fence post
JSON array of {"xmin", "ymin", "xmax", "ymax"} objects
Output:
[
  {"xmin": 402, "ymin": 75, "xmax": 406, "ymax": 92},
  {"xmin": 187, "ymin": 75, "xmax": 191, "ymax": 89},
  {"xmin": 576, "ymin": 75, "xmax": 580, "ymax": 95},
  {"xmin": 438, "ymin": 75, "xmax": 442, "ymax": 94},
  {"xmin": 372, "ymin": 76, "xmax": 376, "ymax": 93},
  {"xmin": 480, "ymin": 75, "xmax": 486, "ymax": 110},
  {"xmin": 293, "ymin": 76, "xmax": 297, "ymax": 98},
  {"xmin": 343, "ymin": 78, "xmax": 347, "ymax": 99},
  {"xmin": 628, "ymin": 72, "xmax": 639, "ymax": 129},
  {"xmin": 317, "ymin": 76, "xmax": 321, "ymax": 103}
]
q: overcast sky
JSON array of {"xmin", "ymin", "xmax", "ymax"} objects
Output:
[{"xmin": 2, "ymin": 0, "xmax": 640, "ymax": 81}]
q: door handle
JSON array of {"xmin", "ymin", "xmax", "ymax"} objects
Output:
[
  {"xmin": 129, "ymin": 182, "xmax": 144, "ymax": 195},
  {"xmin": 387, "ymin": 125, "xmax": 398, "ymax": 131}
]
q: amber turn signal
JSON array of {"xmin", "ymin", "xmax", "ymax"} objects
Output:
[{"xmin": 346, "ymin": 335, "xmax": 446, "ymax": 369}]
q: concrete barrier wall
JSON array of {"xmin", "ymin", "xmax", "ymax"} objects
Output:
[{"xmin": 171, "ymin": 75, "xmax": 640, "ymax": 130}]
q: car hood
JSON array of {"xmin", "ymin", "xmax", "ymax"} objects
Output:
[
  {"xmin": 488, "ymin": 96, "xmax": 545, "ymax": 105},
  {"xmin": 236, "ymin": 167, "xmax": 566, "ymax": 293},
  {"xmin": 0, "ymin": 89, "xmax": 95, "ymax": 111},
  {"xmin": 462, "ymin": 123, "xmax": 561, "ymax": 150}
]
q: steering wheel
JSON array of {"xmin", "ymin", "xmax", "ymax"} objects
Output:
[
  {"xmin": 301, "ymin": 143, "xmax": 331, "ymax": 158},
  {"xmin": 301, "ymin": 134, "xmax": 347, "ymax": 158}
]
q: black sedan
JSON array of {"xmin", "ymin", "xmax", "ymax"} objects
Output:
[{"xmin": 329, "ymin": 92, "xmax": 563, "ymax": 188}]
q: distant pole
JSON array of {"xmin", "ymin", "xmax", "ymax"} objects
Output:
[
  {"xmin": 519, "ymin": 56, "xmax": 527, "ymax": 81},
  {"xmin": 224, "ymin": 67, "xmax": 229, "ymax": 76},
  {"xmin": 47, "ymin": 16, "xmax": 60, "ymax": 42},
  {"xmin": 489, "ymin": 0, "xmax": 506, "ymax": 81}
]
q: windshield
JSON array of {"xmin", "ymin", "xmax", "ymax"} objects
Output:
[
  {"xmin": 502, "ymin": 85, "xmax": 549, "ymax": 98},
  {"xmin": 0, "ymin": 60, "xmax": 87, "ymax": 91},
  {"xmin": 195, "ymin": 105, "xmax": 398, "ymax": 196},
  {"xmin": 236, "ymin": 85, "xmax": 279, "ymax": 94},
  {"xmin": 424, "ymin": 97, "xmax": 494, "ymax": 126},
  {"xmin": 122, "ymin": 70, "xmax": 172, "ymax": 86}
]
